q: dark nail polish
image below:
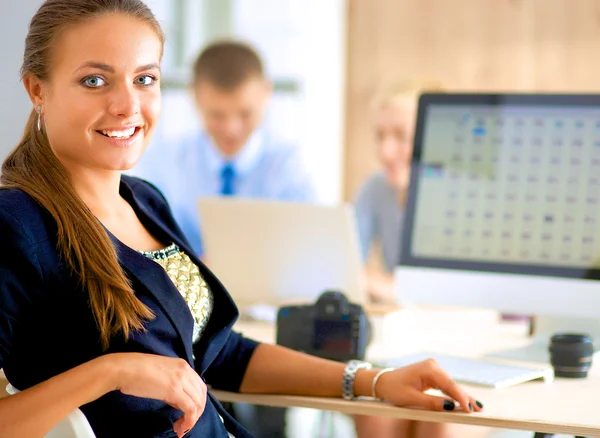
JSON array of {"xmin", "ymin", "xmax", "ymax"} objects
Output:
[
  {"xmin": 443, "ymin": 400, "xmax": 455, "ymax": 411},
  {"xmin": 476, "ymin": 400, "xmax": 484, "ymax": 409},
  {"xmin": 469, "ymin": 403, "xmax": 474, "ymax": 411}
]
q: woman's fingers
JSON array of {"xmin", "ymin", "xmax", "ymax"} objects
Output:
[
  {"xmin": 420, "ymin": 359, "xmax": 479, "ymax": 413},
  {"xmin": 407, "ymin": 391, "xmax": 458, "ymax": 411},
  {"xmin": 112, "ymin": 353, "xmax": 208, "ymax": 436},
  {"xmin": 188, "ymin": 372, "xmax": 207, "ymax": 406},
  {"xmin": 171, "ymin": 371, "xmax": 207, "ymax": 437},
  {"xmin": 435, "ymin": 386, "xmax": 484, "ymax": 413},
  {"xmin": 169, "ymin": 389, "xmax": 198, "ymax": 437}
]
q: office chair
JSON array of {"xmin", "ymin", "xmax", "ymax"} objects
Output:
[{"xmin": 5, "ymin": 383, "xmax": 96, "ymax": 438}]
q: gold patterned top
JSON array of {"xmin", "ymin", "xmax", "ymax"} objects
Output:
[
  {"xmin": 139, "ymin": 244, "xmax": 236, "ymax": 437},
  {"xmin": 139, "ymin": 243, "xmax": 213, "ymax": 343}
]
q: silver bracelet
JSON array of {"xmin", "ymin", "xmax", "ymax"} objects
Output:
[
  {"xmin": 371, "ymin": 367, "xmax": 394, "ymax": 400},
  {"xmin": 342, "ymin": 360, "xmax": 372, "ymax": 400}
]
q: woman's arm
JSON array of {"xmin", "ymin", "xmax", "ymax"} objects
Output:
[
  {"xmin": 0, "ymin": 356, "xmax": 115, "ymax": 438},
  {"xmin": 239, "ymin": 344, "xmax": 347, "ymax": 397},
  {"xmin": 365, "ymin": 265, "xmax": 395, "ymax": 304},
  {"xmin": 239, "ymin": 344, "xmax": 482, "ymax": 413},
  {"xmin": 0, "ymin": 353, "xmax": 208, "ymax": 438}
]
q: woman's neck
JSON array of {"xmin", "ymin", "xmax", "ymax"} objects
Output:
[
  {"xmin": 397, "ymin": 186, "xmax": 408, "ymax": 207},
  {"xmin": 68, "ymin": 168, "xmax": 125, "ymax": 220}
]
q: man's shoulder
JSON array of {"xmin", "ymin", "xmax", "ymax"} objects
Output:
[
  {"xmin": 132, "ymin": 131, "xmax": 204, "ymax": 180},
  {"xmin": 173, "ymin": 131, "xmax": 204, "ymax": 149},
  {"xmin": 258, "ymin": 138, "xmax": 305, "ymax": 167},
  {"xmin": 144, "ymin": 131, "xmax": 203, "ymax": 157},
  {"xmin": 260, "ymin": 137, "xmax": 298, "ymax": 155}
]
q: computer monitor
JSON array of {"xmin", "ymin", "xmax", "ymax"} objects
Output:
[
  {"xmin": 198, "ymin": 198, "xmax": 368, "ymax": 310},
  {"xmin": 394, "ymin": 93, "xmax": 600, "ymax": 360}
]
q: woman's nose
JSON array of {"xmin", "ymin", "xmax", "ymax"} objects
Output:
[
  {"xmin": 379, "ymin": 138, "xmax": 399, "ymax": 161},
  {"xmin": 108, "ymin": 84, "xmax": 140, "ymax": 118}
]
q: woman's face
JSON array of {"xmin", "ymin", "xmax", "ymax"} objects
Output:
[
  {"xmin": 37, "ymin": 13, "xmax": 162, "ymax": 174},
  {"xmin": 374, "ymin": 101, "xmax": 415, "ymax": 189}
]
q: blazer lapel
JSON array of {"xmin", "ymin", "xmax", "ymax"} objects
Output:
[
  {"xmin": 189, "ymin": 257, "xmax": 240, "ymax": 373},
  {"xmin": 113, "ymin": 240, "xmax": 195, "ymax": 364},
  {"xmin": 120, "ymin": 178, "xmax": 240, "ymax": 370},
  {"xmin": 113, "ymin": 182, "xmax": 200, "ymax": 364}
]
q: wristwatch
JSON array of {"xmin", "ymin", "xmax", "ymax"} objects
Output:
[{"xmin": 342, "ymin": 360, "xmax": 372, "ymax": 400}]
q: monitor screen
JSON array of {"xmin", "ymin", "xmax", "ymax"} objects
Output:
[{"xmin": 402, "ymin": 94, "xmax": 600, "ymax": 280}]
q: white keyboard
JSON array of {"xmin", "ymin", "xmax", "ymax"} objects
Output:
[{"xmin": 377, "ymin": 352, "xmax": 554, "ymax": 388}]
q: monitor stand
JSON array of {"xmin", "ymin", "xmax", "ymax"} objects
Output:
[{"xmin": 486, "ymin": 315, "xmax": 600, "ymax": 364}]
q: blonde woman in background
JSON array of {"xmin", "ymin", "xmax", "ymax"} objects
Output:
[
  {"xmin": 354, "ymin": 79, "xmax": 442, "ymax": 304},
  {"xmin": 353, "ymin": 80, "xmax": 490, "ymax": 438}
]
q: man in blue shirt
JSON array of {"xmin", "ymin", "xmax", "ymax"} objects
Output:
[{"xmin": 133, "ymin": 40, "xmax": 315, "ymax": 256}]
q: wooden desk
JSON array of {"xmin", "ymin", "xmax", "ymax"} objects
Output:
[{"xmin": 223, "ymin": 307, "xmax": 600, "ymax": 437}]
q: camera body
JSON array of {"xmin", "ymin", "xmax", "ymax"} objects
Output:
[{"xmin": 275, "ymin": 290, "xmax": 370, "ymax": 362}]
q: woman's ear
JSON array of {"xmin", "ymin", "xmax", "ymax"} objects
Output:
[{"xmin": 23, "ymin": 74, "xmax": 45, "ymax": 109}]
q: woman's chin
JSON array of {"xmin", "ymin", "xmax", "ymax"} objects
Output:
[
  {"xmin": 384, "ymin": 171, "xmax": 400, "ymax": 186},
  {"xmin": 108, "ymin": 158, "xmax": 139, "ymax": 172},
  {"xmin": 384, "ymin": 173, "xmax": 409, "ymax": 191}
]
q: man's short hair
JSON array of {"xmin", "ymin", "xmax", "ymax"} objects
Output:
[{"xmin": 192, "ymin": 40, "xmax": 265, "ymax": 90}]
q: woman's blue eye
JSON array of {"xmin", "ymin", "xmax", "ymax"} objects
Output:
[
  {"xmin": 82, "ymin": 76, "xmax": 105, "ymax": 88},
  {"xmin": 135, "ymin": 75, "xmax": 155, "ymax": 86}
]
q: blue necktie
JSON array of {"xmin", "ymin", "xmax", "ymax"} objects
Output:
[{"xmin": 220, "ymin": 163, "xmax": 236, "ymax": 196}]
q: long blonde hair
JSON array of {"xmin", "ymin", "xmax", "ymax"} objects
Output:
[
  {"xmin": 371, "ymin": 78, "xmax": 445, "ymax": 112},
  {"xmin": 1, "ymin": 0, "xmax": 165, "ymax": 350}
]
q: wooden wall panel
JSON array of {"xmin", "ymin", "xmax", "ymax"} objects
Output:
[{"xmin": 344, "ymin": 0, "xmax": 600, "ymax": 200}]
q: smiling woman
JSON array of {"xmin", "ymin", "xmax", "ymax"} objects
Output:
[
  {"xmin": 12, "ymin": 2, "xmax": 164, "ymax": 351},
  {"xmin": 0, "ymin": 1, "xmax": 482, "ymax": 438},
  {"xmin": 37, "ymin": 14, "xmax": 162, "ymax": 172}
]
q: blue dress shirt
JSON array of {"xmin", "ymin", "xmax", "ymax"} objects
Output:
[{"xmin": 132, "ymin": 129, "xmax": 316, "ymax": 256}]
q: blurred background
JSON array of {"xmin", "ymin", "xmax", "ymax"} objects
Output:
[
  {"xmin": 2, "ymin": 2, "xmax": 600, "ymax": 437},
  {"xmin": 3, "ymin": 0, "xmax": 600, "ymax": 203}
]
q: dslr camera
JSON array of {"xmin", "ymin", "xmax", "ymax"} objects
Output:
[{"xmin": 275, "ymin": 290, "xmax": 371, "ymax": 362}]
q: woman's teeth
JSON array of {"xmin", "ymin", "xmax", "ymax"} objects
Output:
[{"xmin": 100, "ymin": 127, "xmax": 136, "ymax": 139}]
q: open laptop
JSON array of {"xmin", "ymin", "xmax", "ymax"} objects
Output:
[{"xmin": 197, "ymin": 198, "xmax": 368, "ymax": 312}]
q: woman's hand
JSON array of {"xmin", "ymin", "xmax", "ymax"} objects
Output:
[
  {"xmin": 105, "ymin": 353, "xmax": 207, "ymax": 438},
  {"xmin": 373, "ymin": 359, "xmax": 483, "ymax": 413},
  {"xmin": 365, "ymin": 268, "xmax": 396, "ymax": 304}
]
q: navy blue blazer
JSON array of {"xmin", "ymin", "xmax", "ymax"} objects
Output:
[{"xmin": 0, "ymin": 175, "xmax": 259, "ymax": 438}]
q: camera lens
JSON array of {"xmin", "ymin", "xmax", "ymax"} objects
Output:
[{"xmin": 548, "ymin": 333, "xmax": 594, "ymax": 378}]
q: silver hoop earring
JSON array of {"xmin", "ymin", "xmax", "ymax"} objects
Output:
[{"xmin": 36, "ymin": 106, "xmax": 42, "ymax": 131}]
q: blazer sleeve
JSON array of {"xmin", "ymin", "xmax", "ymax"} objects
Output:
[
  {"xmin": 201, "ymin": 330, "xmax": 260, "ymax": 392},
  {"xmin": 0, "ymin": 208, "xmax": 45, "ymax": 368}
]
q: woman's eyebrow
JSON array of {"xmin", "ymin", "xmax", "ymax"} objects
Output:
[
  {"xmin": 135, "ymin": 63, "xmax": 161, "ymax": 73},
  {"xmin": 73, "ymin": 61, "xmax": 114, "ymax": 74},
  {"xmin": 72, "ymin": 61, "xmax": 160, "ymax": 74}
]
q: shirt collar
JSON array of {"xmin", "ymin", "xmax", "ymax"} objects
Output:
[{"xmin": 203, "ymin": 129, "xmax": 264, "ymax": 177}]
